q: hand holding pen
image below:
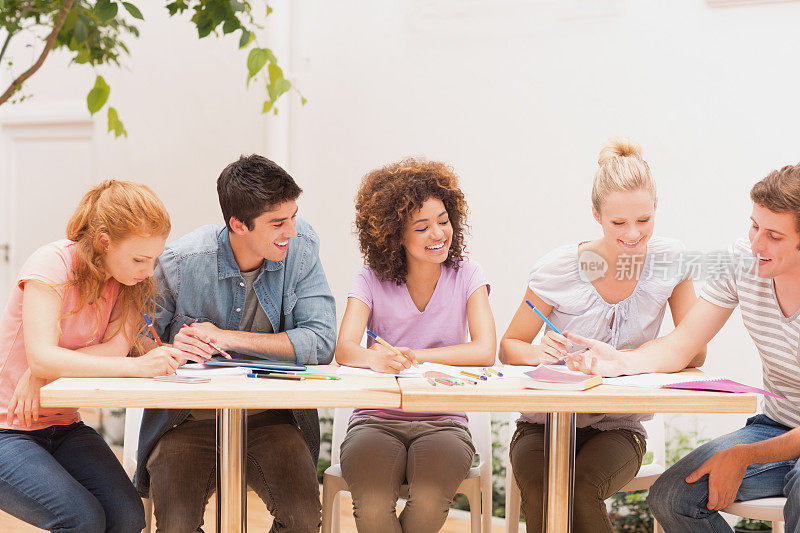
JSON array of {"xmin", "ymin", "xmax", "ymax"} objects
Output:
[
  {"xmin": 173, "ymin": 322, "xmax": 232, "ymax": 360},
  {"xmin": 524, "ymin": 300, "xmax": 585, "ymax": 363},
  {"xmin": 365, "ymin": 330, "xmax": 419, "ymax": 373}
]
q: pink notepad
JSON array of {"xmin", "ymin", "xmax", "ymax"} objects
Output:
[
  {"xmin": 523, "ymin": 366, "xmax": 602, "ymax": 391},
  {"xmin": 664, "ymin": 379, "xmax": 785, "ymax": 400}
]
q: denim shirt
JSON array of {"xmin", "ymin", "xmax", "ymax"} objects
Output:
[{"xmin": 134, "ymin": 218, "xmax": 336, "ymax": 497}]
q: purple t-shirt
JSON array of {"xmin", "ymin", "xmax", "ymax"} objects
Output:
[{"xmin": 348, "ymin": 258, "xmax": 489, "ymax": 424}]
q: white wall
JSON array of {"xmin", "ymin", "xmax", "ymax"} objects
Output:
[
  {"xmin": 286, "ymin": 0, "xmax": 800, "ymax": 437},
  {"xmin": 2, "ymin": 0, "xmax": 800, "ymax": 439}
]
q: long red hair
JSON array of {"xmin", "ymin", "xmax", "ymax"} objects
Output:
[{"xmin": 65, "ymin": 180, "xmax": 170, "ymax": 352}]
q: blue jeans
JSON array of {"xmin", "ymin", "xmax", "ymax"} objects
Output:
[
  {"xmin": 0, "ymin": 422, "xmax": 145, "ymax": 533},
  {"xmin": 649, "ymin": 414, "xmax": 800, "ymax": 532}
]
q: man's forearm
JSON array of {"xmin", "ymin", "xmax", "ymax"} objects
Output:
[
  {"xmin": 738, "ymin": 426, "xmax": 800, "ymax": 465},
  {"xmin": 619, "ymin": 335, "xmax": 695, "ymax": 374},
  {"xmin": 221, "ymin": 330, "xmax": 295, "ymax": 359}
]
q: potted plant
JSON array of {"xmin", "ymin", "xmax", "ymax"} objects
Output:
[{"xmin": 734, "ymin": 517, "xmax": 772, "ymax": 532}]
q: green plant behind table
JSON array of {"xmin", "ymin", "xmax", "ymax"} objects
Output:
[
  {"xmin": 0, "ymin": 1, "xmax": 303, "ymax": 138},
  {"xmin": 734, "ymin": 517, "xmax": 772, "ymax": 530}
]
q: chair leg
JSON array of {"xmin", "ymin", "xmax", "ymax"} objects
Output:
[
  {"xmin": 466, "ymin": 484, "xmax": 481, "ymax": 533},
  {"xmin": 321, "ymin": 484, "xmax": 339, "ymax": 533},
  {"xmin": 506, "ymin": 476, "xmax": 521, "ymax": 533},
  {"xmin": 774, "ymin": 521, "xmax": 785, "ymax": 533},
  {"xmin": 482, "ymin": 482, "xmax": 492, "ymax": 533},
  {"xmin": 332, "ymin": 492, "xmax": 342, "ymax": 533},
  {"xmin": 142, "ymin": 497, "xmax": 153, "ymax": 533}
]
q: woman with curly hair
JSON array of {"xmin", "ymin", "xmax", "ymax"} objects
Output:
[
  {"xmin": 335, "ymin": 158, "xmax": 496, "ymax": 532},
  {"xmin": 0, "ymin": 180, "xmax": 194, "ymax": 532}
]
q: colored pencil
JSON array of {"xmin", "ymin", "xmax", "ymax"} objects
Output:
[
  {"xmin": 461, "ymin": 370, "xmax": 487, "ymax": 381},
  {"xmin": 366, "ymin": 329, "xmax": 417, "ymax": 367},
  {"xmin": 143, "ymin": 314, "xmax": 163, "ymax": 346},
  {"xmin": 525, "ymin": 300, "xmax": 566, "ymax": 337},
  {"xmin": 182, "ymin": 323, "xmax": 232, "ymax": 359}
]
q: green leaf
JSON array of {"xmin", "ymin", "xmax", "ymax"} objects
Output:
[
  {"xmin": 95, "ymin": 0, "xmax": 119, "ymax": 21},
  {"xmin": 122, "ymin": 2, "xmax": 144, "ymax": 20},
  {"xmin": 87, "ymin": 75, "xmax": 111, "ymax": 115},
  {"xmin": 262, "ymin": 100, "xmax": 272, "ymax": 114},
  {"xmin": 266, "ymin": 5, "xmax": 273, "ymax": 15},
  {"xmin": 73, "ymin": 18, "xmax": 88, "ymax": 44},
  {"xmin": 301, "ymin": 96, "xmax": 308, "ymax": 105},
  {"xmin": 74, "ymin": 48, "xmax": 91, "ymax": 64},
  {"xmin": 238, "ymin": 30, "xmax": 253, "ymax": 49},
  {"xmin": 267, "ymin": 63, "xmax": 283, "ymax": 84},
  {"xmin": 267, "ymin": 77, "xmax": 291, "ymax": 102},
  {"xmin": 107, "ymin": 106, "xmax": 119, "ymax": 131},
  {"xmin": 222, "ymin": 18, "xmax": 238, "ymax": 34},
  {"xmin": 107, "ymin": 107, "xmax": 127, "ymax": 138},
  {"xmin": 246, "ymin": 48, "xmax": 268, "ymax": 83}
]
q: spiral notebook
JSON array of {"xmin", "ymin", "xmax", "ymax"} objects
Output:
[{"xmin": 663, "ymin": 379, "xmax": 785, "ymax": 399}]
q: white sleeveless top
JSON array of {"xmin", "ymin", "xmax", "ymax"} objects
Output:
[{"xmin": 519, "ymin": 236, "xmax": 689, "ymax": 435}]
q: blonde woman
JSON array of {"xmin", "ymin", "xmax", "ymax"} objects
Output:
[
  {"xmin": 0, "ymin": 181, "xmax": 193, "ymax": 532},
  {"xmin": 499, "ymin": 138, "xmax": 705, "ymax": 532}
]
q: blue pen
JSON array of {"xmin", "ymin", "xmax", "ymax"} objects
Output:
[
  {"xmin": 525, "ymin": 300, "xmax": 564, "ymax": 336},
  {"xmin": 525, "ymin": 300, "xmax": 581, "ymax": 355}
]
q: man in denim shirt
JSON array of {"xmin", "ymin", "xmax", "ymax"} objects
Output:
[{"xmin": 135, "ymin": 155, "xmax": 336, "ymax": 532}]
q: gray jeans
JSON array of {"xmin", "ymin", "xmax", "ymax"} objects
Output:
[
  {"xmin": 339, "ymin": 417, "xmax": 475, "ymax": 533},
  {"xmin": 146, "ymin": 409, "xmax": 321, "ymax": 533}
]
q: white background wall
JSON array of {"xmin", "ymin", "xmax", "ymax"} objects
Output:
[{"xmin": 2, "ymin": 0, "xmax": 800, "ymax": 439}]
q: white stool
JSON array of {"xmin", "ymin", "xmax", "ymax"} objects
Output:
[{"xmin": 724, "ymin": 497, "xmax": 786, "ymax": 533}]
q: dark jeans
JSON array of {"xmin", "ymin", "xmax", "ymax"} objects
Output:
[
  {"xmin": 509, "ymin": 421, "xmax": 645, "ymax": 533},
  {"xmin": 649, "ymin": 414, "xmax": 800, "ymax": 532},
  {"xmin": 146, "ymin": 409, "xmax": 321, "ymax": 533},
  {"xmin": 0, "ymin": 421, "xmax": 145, "ymax": 533}
]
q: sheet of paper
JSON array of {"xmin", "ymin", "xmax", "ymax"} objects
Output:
[{"xmin": 336, "ymin": 362, "xmax": 500, "ymax": 379}]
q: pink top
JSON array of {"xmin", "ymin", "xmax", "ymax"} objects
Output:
[
  {"xmin": 348, "ymin": 259, "xmax": 489, "ymax": 425},
  {"xmin": 0, "ymin": 240, "xmax": 121, "ymax": 430}
]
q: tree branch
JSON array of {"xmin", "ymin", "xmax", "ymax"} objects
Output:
[
  {"xmin": 0, "ymin": 1, "xmax": 38, "ymax": 66},
  {"xmin": 0, "ymin": 0, "xmax": 74, "ymax": 106},
  {"xmin": 0, "ymin": 33, "xmax": 13, "ymax": 67}
]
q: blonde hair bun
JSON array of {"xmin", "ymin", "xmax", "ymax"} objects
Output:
[
  {"xmin": 598, "ymin": 137, "xmax": 642, "ymax": 166},
  {"xmin": 591, "ymin": 136, "xmax": 655, "ymax": 211}
]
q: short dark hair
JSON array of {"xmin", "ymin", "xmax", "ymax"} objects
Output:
[{"xmin": 217, "ymin": 155, "xmax": 302, "ymax": 230}]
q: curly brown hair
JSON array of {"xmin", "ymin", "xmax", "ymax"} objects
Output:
[{"xmin": 355, "ymin": 158, "xmax": 469, "ymax": 284}]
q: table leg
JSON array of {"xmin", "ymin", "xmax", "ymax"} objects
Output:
[
  {"xmin": 216, "ymin": 408, "xmax": 247, "ymax": 533},
  {"xmin": 543, "ymin": 412, "xmax": 576, "ymax": 533}
]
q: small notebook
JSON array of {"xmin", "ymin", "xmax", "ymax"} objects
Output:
[
  {"xmin": 663, "ymin": 379, "xmax": 786, "ymax": 399},
  {"xmin": 204, "ymin": 357, "xmax": 307, "ymax": 372},
  {"xmin": 523, "ymin": 365, "xmax": 602, "ymax": 391}
]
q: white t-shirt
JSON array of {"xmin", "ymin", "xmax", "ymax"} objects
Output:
[{"xmin": 520, "ymin": 236, "xmax": 689, "ymax": 434}]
